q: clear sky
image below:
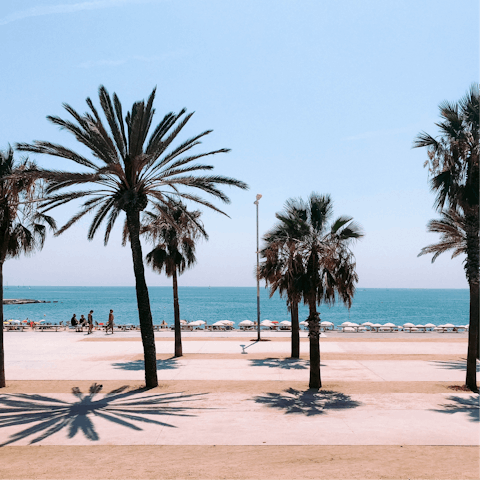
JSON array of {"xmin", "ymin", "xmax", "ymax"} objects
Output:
[{"xmin": 1, "ymin": 0, "xmax": 478, "ymax": 288}]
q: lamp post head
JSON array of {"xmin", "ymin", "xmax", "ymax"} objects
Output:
[{"xmin": 254, "ymin": 194, "xmax": 262, "ymax": 205}]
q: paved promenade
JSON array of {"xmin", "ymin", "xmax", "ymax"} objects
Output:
[{"xmin": 0, "ymin": 330, "xmax": 478, "ymax": 479}]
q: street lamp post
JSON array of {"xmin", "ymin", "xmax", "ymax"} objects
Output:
[{"xmin": 254, "ymin": 194, "xmax": 262, "ymax": 341}]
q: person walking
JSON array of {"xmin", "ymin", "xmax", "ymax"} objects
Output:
[
  {"xmin": 87, "ymin": 310, "xmax": 94, "ymax": 334},
  {"xmin": 106, "ymin": 309, "xmax": 114, "ymax": 334}
]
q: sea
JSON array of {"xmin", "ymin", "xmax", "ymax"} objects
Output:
[{"xmin": 3, "ymin": 286, "xmax": 469, "ymax": 327}]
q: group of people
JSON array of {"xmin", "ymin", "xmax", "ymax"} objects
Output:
[{"xmin": 70, "ymin": 310, "xmax": 115, "ymax": 334}]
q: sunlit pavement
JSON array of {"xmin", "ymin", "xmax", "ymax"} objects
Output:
[{"xmin": 0, "ymin": 332, "xmax": 478, "ymax": 448}]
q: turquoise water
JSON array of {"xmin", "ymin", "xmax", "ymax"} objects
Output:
[{"xmin": 3, "ymin": 286, "xmax": 469, "ymax": 327}]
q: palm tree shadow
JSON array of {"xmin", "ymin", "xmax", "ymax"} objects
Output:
[
  {"xmin": 112, "ymin": 359, "xmax": 179, "ymax": 371},
  {"xmin": 430, "ymin": 395, "xmax": 479, "ymax": 422},
  {"xmin": 430, "ymin": 359, "xmax": 480, "ymax": 372},
  {"xmin": 253, "ymin": 388, "xmax": 362, "ymax": 416},
  {"xmin": 249, "ymin": 358, "xmax": 326, "ymax": 370},
  {"xmin": 0, "ymin": 383, "xmax": 211, "ymax": 446}
]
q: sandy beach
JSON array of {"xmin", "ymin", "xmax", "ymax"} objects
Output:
[{"xmin": 0, "ymin": 330, "xmax": 478, "ymax": 479}]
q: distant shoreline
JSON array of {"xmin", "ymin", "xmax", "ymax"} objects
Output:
[{"xmin": 3, "ymin": 299, "xmax": 52, "ymax": 305}]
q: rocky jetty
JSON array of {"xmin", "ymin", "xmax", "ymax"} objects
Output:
[{"xmin": 3, "ymin": 299, "xmax": 51, "ymax": 305}]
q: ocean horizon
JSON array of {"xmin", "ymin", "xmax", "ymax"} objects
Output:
[{"xmin": 3, "ymin": 286, "xmax": 469, "ymax": 327}]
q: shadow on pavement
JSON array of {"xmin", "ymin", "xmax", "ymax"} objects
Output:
[
  {"xmin": 249, "ymin": 358, "xmax": 309, "ymax": 370},
  {"xmin": 0, "ymin": 383, "xmax": 210, "ymax": 446},
  {"xmin": 430, "ymin": 395, "xmax": 479, "ymax": 422},
  {"xmin": 430, "ymin": 359, "xmax": 480, "ymax": 371},
  {"xmin": 112, "ymin": 359, "xmax": 179, "ymax": 371},
  {"xmin": 253, "ymin": 388, "xmax": 362, "ymax": 416}
]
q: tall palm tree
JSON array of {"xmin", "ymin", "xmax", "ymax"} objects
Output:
[
  {"xmin": 0, "ymin": 147, "xmax": 56, "ymax": 388},
  {"xmin": 16, "ymin": 86, "xmax": 248, "ymax": 388},
  {"xmin": 414, "ymin": 84, "xmax": 479, "ymax": 391},
  {"xmin": 262, "ymin": 194, "xmax": 363, "ymax": 388},
  {"xmin": 418, "ymin": 206, "xmax": 480, "ymax": 358},
  {"xmin": 143, "ymin": 200, "xmax": 206, "ymax": 357},
  {"xmin": 260, "ymin": 223, "xmax": 304, "ymax": 358}
]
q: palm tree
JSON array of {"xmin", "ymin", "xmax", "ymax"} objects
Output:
[
  {"xmin": 418, "ymin": 206, "xmax": 480, "ymax": 358},
  {"xmin": 16, "ymin": 86, "xmax": 248, "ymax": 388},
  {"xmin": 143, "ymin": 200, "xmax": 206, "ymax": 357},
  {"xmin": 0, "ymin": 147, "xmax": 56, "ymax": 388},
  {"xmin": 262, "ymin": 194, "xmax": 363, "ymax": 388},
  {"xmin": 414, "ymin": 84, "xmax": 479, "ymax": 391},
  {"xmin": 260, "ymin": 222, "xmax": 304, "ymax": 358}
]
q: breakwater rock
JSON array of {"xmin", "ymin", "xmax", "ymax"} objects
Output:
[{"xmin": 3, "ymin": 299, "xmax": 51, "ymax": 305}]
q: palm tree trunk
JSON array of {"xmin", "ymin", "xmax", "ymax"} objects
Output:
[
  {"xmin": 290, "ymin": 300, "xmax": 299, "ymax": 359},
  {"xmin": 172, "ymin": 268, "xmax": 182, "ymax": 357},
  {"xmin": 307, "ymin": 298, "xmax": 321, "ymax": 389},
  {"xmin": 126, "ymin": 211, "xmax": 158, "ymax": 388},
  {"xmin": 465, "ymin": 208, "xmax": 479, "ymax": 391},
  {"xmin": 466, "ymin": 281, "xmax": 479, "ymax": 391},
  {"xmin": 0, "ymin": 261, "xmax": 5, "ymax": 388}
]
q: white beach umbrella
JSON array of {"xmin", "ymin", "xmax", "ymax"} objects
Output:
[
  {"xmin": 221, "ymin": 320, "xmax": 234, "ymax": 326},
  {"xmin": 341, "ymin": 321, "xmax": 352, "ymax": 326},
  {"xmin": 261, "ymin": 320, "xmax": 273, "ymax": 326},
  {"xmin": 383, "ymin": 323, "xmax": 396, "ymax": 327},
  {"xmin": 424, "ymin": 323, "xmax": 436, "ymax": 328},
  {"xmin": 212, "ymin": 321, "xmax": 226, "ymax": 326},
  {"xmin": 280, "ymin": 321, "xmax": 291, "ymax": 326},
  {"xmin": 320, "ymin": 321, "xmax": 334, "ymax": 326},
  {"xmin": 348, "ymin": 322, "xmax": 359, "ymax": 326},
  {"xmin": 239, "ymin": 320, "xmax": 254, "ymax": 326},
  {"xmin": 372, "ymin": 323, "xmax": 383, "ymax": 327},
  {"xmin": 403, "ymin": 323, "xmax": 415, "ymax": 327},
  {"xmin": 361, "ymin": 322, "xmax": 374, "ymax": 326},
  {"xmin": 180, "ymin": 319, "xmax": 187, "ymax": 325},
  {"xmin": 415, "ymin": 324, "xmax": 425, "ymax": 328},
  {"xmin": 188, "ymin": 321, "xmax": 203, "ymax": 326},
  {"xmin": 443, "ymin": 323, "xmax": 455, "ymax": 328},
  {"xmin": 299, "ymin": 321, "xmax": 308, "ymax": 326}
]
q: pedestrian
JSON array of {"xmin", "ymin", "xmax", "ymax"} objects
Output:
[
  {"xmin": 79, "ymin": 315, "xmax": 86, "ymax": 326},
  {"xmin": 87, "ymin": 310, "xmax": 94, "ymax": 334},
  {"xmin": 106, "ymin": 309, "xmax": 114, "ymax": 334},
  {"xmin": 71, "ymin": 314, "xmax": 78, "ymax": 327}
]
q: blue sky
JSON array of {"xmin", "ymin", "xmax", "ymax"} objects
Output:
[{"xmin": 1, "ymin": 0, "xmax": 478, "ymax": 288}]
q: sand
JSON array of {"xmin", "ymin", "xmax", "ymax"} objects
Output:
[{"xmin": 0, "ymin": 445, "xmax": 478, "ymax": 480}]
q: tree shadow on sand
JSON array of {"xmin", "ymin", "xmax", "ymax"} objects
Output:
[
  {"xmin": 112, "ymin": 359, "xmax": 179, "ymax": 371},
  {"xmin": 430, "ymin": 359, "xmax": 480, "ymax": 371},
  {"xmin": 430, "ymin": 395, "xmax": 479, "ymax": 422},
  {"xmin": 253, "ymin": 388, "xmax": 362, "ymax": 416},
  {"xmin": 0, "ymin": 383, "xmax": 212, "ymax": 446}
]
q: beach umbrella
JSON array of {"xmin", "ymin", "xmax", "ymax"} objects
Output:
[
  {"xmin": 12, "ymin": 320, "xmax": 21, "ymax": 324},
  {"xmin": 361, "ymin": 322, "xmax": 373, "ymax": 326},
  {"xmin": 383, "ymin": 323, "xmax": 396, "ymax": 327},
  {"xmin": 415, "ymin": 324, "xmax": 425, "ymax": 328},
  {"xmin": 443, "ymin": 323, "xmax": 454, "ymax": 328},
  {"xmin": 424, "ymin": 323, "xmax": 436, "ymax": 328},
  {"xmin": 239, "ymin": 320, "xmax": 254, "ymax": 326},
  {"xmin": 212, "ymin": 321, "xmax": 226, "ymax": 326},
  {"xmin": 180, "ymin": 319, "xmax": 187, "ymax": 325},
  {"xmin": 299, "ymin": 321, "xmax": 308, "ymax": 326},
  {"xmin": 188, "ymin": 321, "xmax": 203, "ymax": 326},
  {"xmin": 222, "ymin": 320, "xmax": 234, "ymax": 326},
  {"xmin": 320, "ymin": 321, "xmax": 334, "ymax": 326},
  {"xmin": 341, "ymin": 321, "xmax": 352, "ymax": 326},
  {"xmin": 280, "ymin": 321, "xmax": 291, "ymax": 326},
  {"xmin": 348, "ymin": 322, "xmax": 359, "ymax": 326},
  {"xmin": 403, "ymin": 323, "xmax": 415, "ymax": 327},
  {"xmin": 271, "ymin": 321, "xmax": 279, "ymax": 324},
  {"xmin": 261, "ymin": 320, "xmax": 273, "ymax": 326}
]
